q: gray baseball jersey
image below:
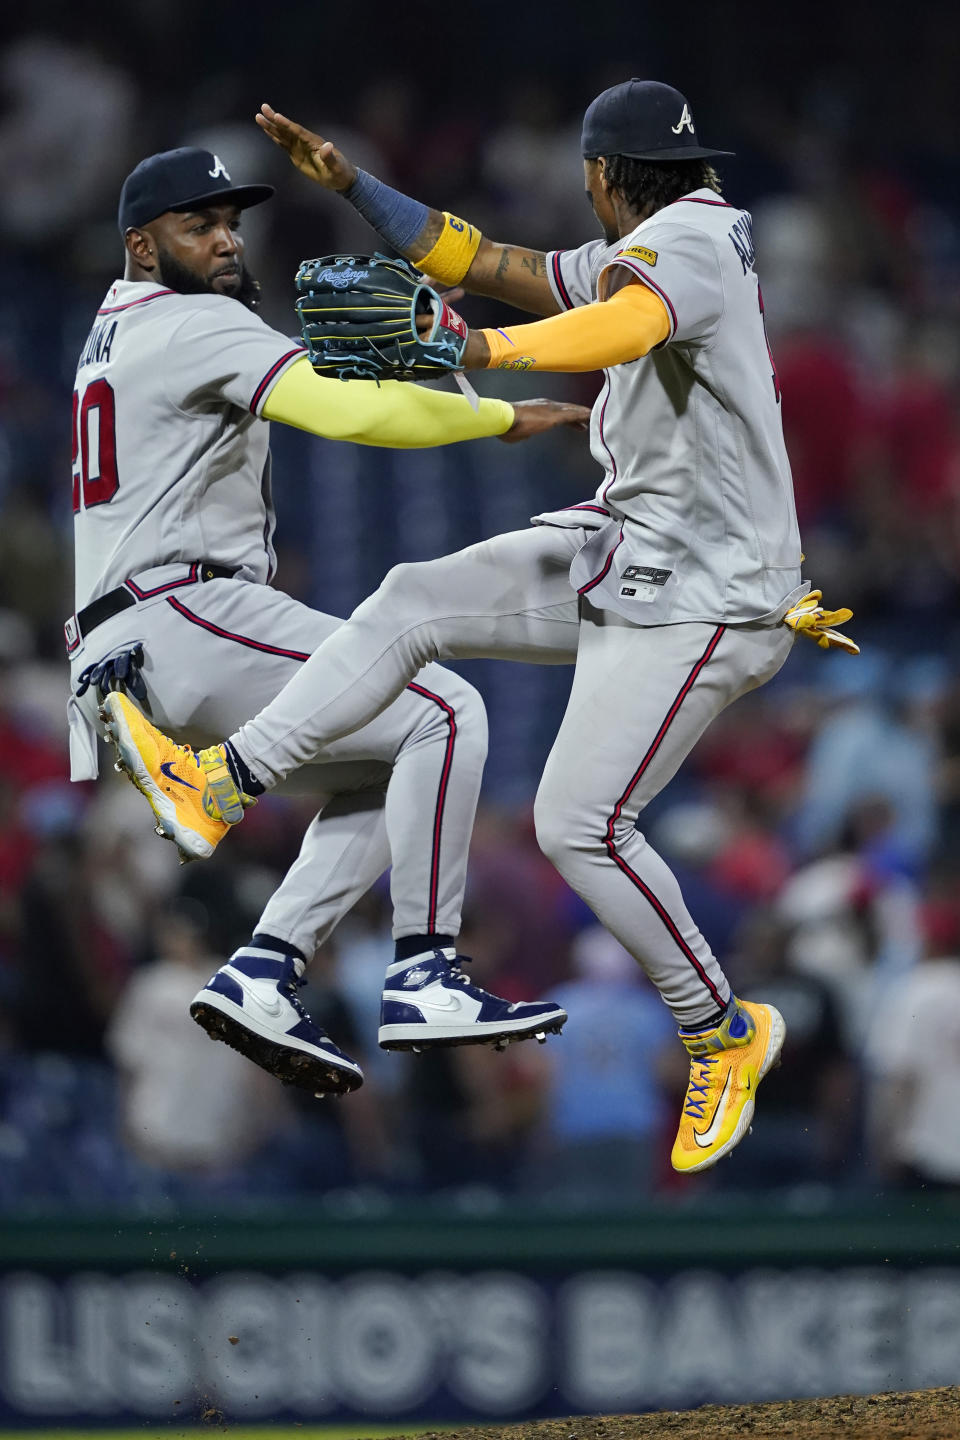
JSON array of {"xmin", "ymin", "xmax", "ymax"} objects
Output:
[
  {"xmin": 537, "ymin": 188, "xmax": 805, "ymax": 626},
  {"xmin": 219, "ymin": 187, "xmax": 809, "ymax": 1030},
  {"xmin": 72, "ymin": 280, "xmax": 303, "ymax": 610},
  {"xmin": 68, "ymin": 278, "xmax": 491, "ymax": 951}
]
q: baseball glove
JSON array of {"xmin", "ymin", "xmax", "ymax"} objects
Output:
[{"xmin": 295, "ymin": 252, "xmax": 469, "ymax": 381}]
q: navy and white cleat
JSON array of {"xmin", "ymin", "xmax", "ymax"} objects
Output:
[
  {"xmin": 190, "ymin": 947, "xmax": 364, "ymax": 1097},
  {"xmin": 378, "ymin": 948, "xmax": 568, "ymax": 1052}
]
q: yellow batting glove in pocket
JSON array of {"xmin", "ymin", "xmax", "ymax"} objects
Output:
[{"xmin": 783, "ymin": 589, "xmax": 859, "ymax": 654}]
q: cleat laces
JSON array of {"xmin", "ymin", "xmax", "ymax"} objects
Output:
[
  {"xmin": 278, "ymin": 965, "xmax": 315, "ymax": 1027},
  {"xmin": 683, "ymin": 1053, "xmax": 718, "ymax": 1119},
  {"xmin": 440, "ymin": 953, "xmax": 473, "ymax": 986},
  {"xmin": 437, "ymin": 952, "xmax": 495, "ymax": 1003}
]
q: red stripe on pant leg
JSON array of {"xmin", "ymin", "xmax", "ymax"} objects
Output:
[
  {"xmin": 405, "ymin": 682, "xmax": 457, "ymax": 933},
  {"xmin": 166, "ymin": 596, "xmax": 313, "ymax": 661},
  {"xmin": 168, "ymin": 595, "xmax": 458, "ymax": 932},
  {"xmin": 607, "ymin": 850, "xmax": 726, "ymax": 1009},
  {"xmin": 602, "ymin": 625, "xmax": 727, "ymax": 1009}
]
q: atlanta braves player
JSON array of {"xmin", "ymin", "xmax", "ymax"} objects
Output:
[
  {"xmin": 72, "ymin": 146, "xmax": 587, "ymax": 1097},
  {"xmin": 105, "ymin": 84, "xmax": 857, "ymax": 1170}
]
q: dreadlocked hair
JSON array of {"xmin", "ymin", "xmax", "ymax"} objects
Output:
[{"xmin": 602, "ymin": 155, "xmax": 722, "ymax": 215}]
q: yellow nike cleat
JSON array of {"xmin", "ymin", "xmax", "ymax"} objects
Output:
[
  {"xmin": 100, "ymin": 691, "xmax": 247, "ymax": 863},
  {"xmin": 671, "ymin": 997, "xmax": 785, "ymax": 1174}
]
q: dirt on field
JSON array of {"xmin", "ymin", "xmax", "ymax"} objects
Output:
[{"xmin": 381, "ymin": 1386, "xmax": 960, "ymax": 1440}]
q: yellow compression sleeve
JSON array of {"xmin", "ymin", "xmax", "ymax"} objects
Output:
[
  {"xmin": 262, "ymin": 356, "xmax": 514, "ymax": 447},
  {"xmin": 480, "ymin": 281, "xmax": 670, "ymax": 372}
]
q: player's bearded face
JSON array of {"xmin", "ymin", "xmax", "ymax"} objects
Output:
[{"xmin": 155, "ymin": 245, "xmax": 262, "ymax": 310}]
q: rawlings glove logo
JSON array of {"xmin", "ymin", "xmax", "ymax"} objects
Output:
[{"xmin": 315, "ymin": 266, "xmax": 369, "ymax": 289}]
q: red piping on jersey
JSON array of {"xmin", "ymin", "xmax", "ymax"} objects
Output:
[
  {"xmin": 603, "ymin": 623, "xmax": 728, "ymax": 1010},
  {"xmin": 551, "ymin": 251, "xmax": 574, "ymax": 310},
  {"xmin": 125, "ymin": 563, "xmax": 201, "ymax": 599},
  {"xmin": 166, "ymin": 595, "xmax": 455, "ymax": 931},
  {"xmin": 165, "ymin": 597, "xmax": 316, "ymax": 661},
  {"xmin": 609, "ymin": 260, "xmax": 678, "ymax": 338},
  {"xmin": 567, "ymin": 503, "xmax": 611, "ymax": 516},
  {"xmin": 97, "ymin": 289, "xmax": 177, "ymax": 315},
  {"xmin": 668, "ymin": 197, "xmax": 736, "ymax": 208},
  {"xmin": 596, "ymin": 377, "xmax": 618, "ymax": 506},
  {"xmin": 577, "ymin": 523, "xmax": 623, "ymax": 596},
  {"xmin": 406, "ymin": 682, "xmax": 457, "ymax": 932},
  {"xmin": 250, "ymin": 347, "xmax": 306, "ymax": 415}
]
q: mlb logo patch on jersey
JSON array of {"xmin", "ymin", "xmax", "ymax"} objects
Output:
[
  {"xmin": 621, "ymin": 565, "xmax": 671, "ymax": 585},
  {"xmin": 618, "ymin": 245, "xmax": 658, "ymax": 267},
  {"xmin": 619, "ymin": 564, "xmax": 672, "ymax": 604}
]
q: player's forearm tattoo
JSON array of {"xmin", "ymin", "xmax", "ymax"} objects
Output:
[
  {"xmin": 494, "ymin": 248, "xmax": 511, "ymax": 279},
  {"xmin": 409, "ymin": 211, "xmax": 445, "ymax": 260},
  {"xmin": 520, "ymin": 254, "xmax": 548, "ymax": 277}
]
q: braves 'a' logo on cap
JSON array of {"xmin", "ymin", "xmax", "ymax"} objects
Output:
[
  {"xmin": 671, "ymin": 104, "xmax": 695, "ymax": 136},
  {"xmin": 208, "ymin": 155, "xmax": 231, "ymax": 180}
]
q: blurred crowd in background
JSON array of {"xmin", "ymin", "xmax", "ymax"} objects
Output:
[{"xmin": 2, "ymin": 9, "xmax": 960, "ymax": 1212}]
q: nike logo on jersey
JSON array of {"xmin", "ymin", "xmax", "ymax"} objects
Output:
[
  {"xmin": 693, "ymin": 1067, "xmax": 733, "ymax": 1147},
  {"xmin": 208, "ymin": 155, "xmax": 231, "ymax": 180},
  {"xmin": 671, "ymin": 103, "xmax": 695, "ymax": 136},
  {"xmin": 160, "ymin": 761, "xmax": 199, "ymax": 791}
]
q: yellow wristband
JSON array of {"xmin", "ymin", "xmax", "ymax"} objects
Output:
[{"xmin": 417, "ymin": 212, "xmax": 483, "ymax": 286}]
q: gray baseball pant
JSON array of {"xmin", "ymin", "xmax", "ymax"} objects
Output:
[
  {"xmin": 230, "ymin": 527, "xmax": 794, "ymax": 1027},
  {"xmin": 70, "ymin": 574, "xmax": 488, "ymax": 955}
]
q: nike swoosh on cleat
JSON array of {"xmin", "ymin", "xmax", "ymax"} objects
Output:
[
  {"xmin": 693, "ymin": 1067, "xmax": 733, "ymax": 1148},
  {"xmin": 253, "ymin": 999, "xmax": 285, "ymax": 1018},
  {"xmin": 424, "ymin": 991, "xmax": 470, "ymax": 1012},
  {"xmin": 160, "ymin": 761, "xmax": 199, "ymax": 791},
  {"xmin": 220, "ymin": 984, "xmax": 285, "ymax": 1019},
  {"xmin": 387, "ymin": 989, "xmax": 463, "ymax": 1013}
]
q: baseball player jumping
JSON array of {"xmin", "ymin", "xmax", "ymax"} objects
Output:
[
  {"xmin": 105, "ymin": 84, "xmax": 856, "ymax": 1171},
  {"xmin": 71, "ymin": 146, "xmax": 590, "ymax": 1097}
]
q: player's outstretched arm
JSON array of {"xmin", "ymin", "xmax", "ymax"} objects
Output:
[
  {"xmin": 261, "ymin": 357, "xmax": 588, "ymax": 447},
  {"xmin": 431, "ymin": 280, "xmax": 671, "ymax": 373},
  {"xmin": 256, "ymin": 104, "xmax": 559, "ymax": 317}
]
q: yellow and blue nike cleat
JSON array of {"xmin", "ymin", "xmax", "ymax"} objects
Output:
[
  {"xmin": 100, "ymin": 691, "xmax": 247, "ymax": 863},
  {"xmin": 671, "ymin": 997, "xmax": 785, "ymax": 1173}
]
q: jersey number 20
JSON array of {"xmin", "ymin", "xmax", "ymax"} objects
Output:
[{"xmin": 72, "ymin": 378, "xmax": 118, "ymax": 512}]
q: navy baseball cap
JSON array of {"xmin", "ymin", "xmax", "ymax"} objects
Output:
[
  {"xmin": 118, "ymin": 147, "xmax": 274, "ymax": 233},
  {"xmin": 581, "ymin": 80, "xmax": 734, "ymax": 162}
]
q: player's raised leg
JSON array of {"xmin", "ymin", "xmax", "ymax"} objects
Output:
[
  {"xmin": 226, "ymin": 525, "xmax": 583, "ymax": 785},
  {"xmin": 102, "ymin": 529, "xmax": 582, "ymax": 1059},
  {"xmin": 533, "ymin": 607, "xmax": 793, "ymax": 1171}
]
